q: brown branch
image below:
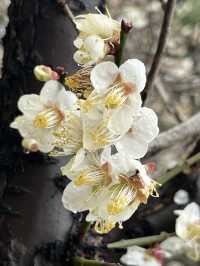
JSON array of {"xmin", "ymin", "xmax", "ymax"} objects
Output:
[{"xmin": 142, "ymin": 0, "xmax": 176, "ymax": 102}]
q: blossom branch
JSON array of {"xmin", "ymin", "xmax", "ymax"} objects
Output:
[
  {"xmin": 107, "ymin": 232, "xmax": 173, "ymax": 249},
  {"xmin": 148, "ymin": 112, "xmax": 200, "ymax": 155},
  {"xmin": 72, "ymin": 256, "xmax": 117, "ymax": 266},
  {"xmin": 142, "ymin": 0, "xmax": 176, "ymax": 102},
  {"xmin": 56, "ymin": 0, "xmax": 75, "ymax": 24},
  {"xmin": 157, "ymin": 152, "xmax": 200, "ymax": 185}
]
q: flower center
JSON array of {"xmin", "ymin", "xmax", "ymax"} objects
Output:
[
  {"xmin": 105, "ymin": 81, "xmax": 135, "ymax": 109},
  {"xmin": 64, "ymin": 66, "xmax": 93, "ymax": 99},
  {"xmin": 51, "ymin": 112, "xmax": 82, "ymax": 155},
  {"xmin": 187, "ymin": 223, "xmax": 200, "ymax": 240},
  {"xmin": 74, "ymin": 162, "xmax": 112, "ymax": 187},
  {"xmin": 74, "ymin": 166, "xmax": 107, "ymax": 187},
  {"xmin": 90, "ymin": 120, "xmax": 120, "ymax": 149},
  {"xmin": 94, "ymin": 220, "xmax": 116, "ymax": 234},
  {"xmin": 107, "ymin": 177, "xmax": 136, "ymax": 215},
  {"xmin": 33, "ymin": 107, "xmax": 63, "ymax": 129}
]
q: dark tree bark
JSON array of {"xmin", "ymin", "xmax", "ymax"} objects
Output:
[{"xmin": 0, "ymin": 1, "xmax": 104, "ymax": 265}]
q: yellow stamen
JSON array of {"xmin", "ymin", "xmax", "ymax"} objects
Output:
[
  {"xmin": 94, "ymin": 220, "xmax": 115, "ymax": 234},
  {"xmin": 64, "ymin": 66, "xmax": 93, "ymax": 99},
  {"xmin": 74, "ymin": 166, "xmax": 106, "ymax": 187},
  {"xmin": 91, "ymin": 120, "xmax": 120, "ymax": 149},
  {"xmin": 107, "ymin": 178, "xmax": 136, "ymax": 215},
  {"xmin": 33, "ymin": 107, "xmax": 63, "ymax": 128},
  {"xmin": 51, "ymin": 113, "xmax": 82, "ymax": 155},
  {"xmin": 104, "ymin": 80, "xmax": 135, "ymax": 109},
  {"xmin": 187, "ymin": 223, "xmax": 200, "ymax": 240}
]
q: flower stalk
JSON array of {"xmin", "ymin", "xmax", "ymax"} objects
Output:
[
  {"xmin": 115, "ymin": 20, "xmax": 132, "ymax": 66},
  {"xmin": 107, "ymin": 232, "xmax": 174, "ymax": 249}
]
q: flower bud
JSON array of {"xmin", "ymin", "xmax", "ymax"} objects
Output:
[
  {"xmin": 34, "ymin": 65, "xmax": 59, "ymax": 82},
  {"xmin": 22, "ymin": 138, "xmax": 39, "ymax": 152}
]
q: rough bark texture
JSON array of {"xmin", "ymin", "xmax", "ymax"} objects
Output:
[{"xmin": 0, "ymin": 1, "xmax": 104, "ymax": 265}]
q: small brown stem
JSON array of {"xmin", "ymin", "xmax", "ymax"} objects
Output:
[{"xmin": 142, "ymin": 0, "xmax": 176, "ymax": 102}]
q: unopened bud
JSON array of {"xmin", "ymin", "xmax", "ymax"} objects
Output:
[
  {"xmin": 145, "ymin": 162, "xmax": 156, "ymax": 173},
  {"xmin": 121, "ymin": 19, "xmax": 133, "ymax": 34},
  {"xmin": 34, "ymin": 65, "xmax": 59, "ymax": 82},
  {"xmin": 22, "ymin": 138, "xmax": 39, "ymax": 152}
]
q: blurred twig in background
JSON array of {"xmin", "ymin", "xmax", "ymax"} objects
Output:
[
  {"xmin": 148, "ymin": 112, "xmax": 200, "ymax": 155},
  {"xmin": 143, "ymin": 0, "xmax": 176, "ymax": 102}
]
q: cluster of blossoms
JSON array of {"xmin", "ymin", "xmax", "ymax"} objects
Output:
[
  {"xmin": 121, "ymin": 202, "xmax": 200, "ymax": 265},
  {"xmin": 11, "ymin": 12, "xmax": 160, "ymax": 233},
  {"xmin": 0, "ymin": 0, "xmax": 10, "ymax": 77}
]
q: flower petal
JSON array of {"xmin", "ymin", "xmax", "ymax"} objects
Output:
[
  {"xmin": 115, "ymin": 133, "xmax": 149, "ymax": 159},
  {"xmin": 40, "ymin": 80, "xmax": 64, "ymax": 106},
  {"xmin": 175, "ymin": 202, "xmax": 200, "ymax": 240},
  {"xmin": 62, "ymin": 182, "xmax": 93, "ymax": 213},
  {"xmin": 18, "ymin": 94, "xmax": 43, "ymax": 118},
  {"xmin": 132, "ymin": 107, "xmax": 159, "ymax": 142},
  {"xmin": 84, "ymin": 35, "xmax": 106, "ymax": 62},
  {"xmin": 73, "ymin": 50, "xmax": 91, "ymax": 65},
  {"xmin": 74, "ymin": 36, "xmax": 83, "ymax": 48},
  {"xmin": 91, "ymin": 61, "xmax": 118, "ymax": 94},
  {"xmin": 119, "ymin": 59, "xmax": 146, "ymax": 92},
  {"xmin": 57, "ymin": 89, "xmax": 77, "ymax": 112},
  {"xmin": 108, "ymin": 105, "xmax": 133, "ymax": 136}
]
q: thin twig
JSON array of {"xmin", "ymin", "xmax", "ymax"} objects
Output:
[
  {"xmin": 71, "ymin": 257, "xmax": 117, "ymax": 266},
  {"xmin": 157, "ymin": 152, "xmax": 200, "ymax": 184},
  {"xmin": 148, "ymin": 112, "xmax": 200, "ymax": 155},
  {"xmin": 56, "ymin": 0, "xmax": 75, "ymax": 24},
  {"xmin": 107, "ymin": 232, "xmax": 173, "ymax": 249},
  {"xmin": 142, "ymin": 0, "xmax": 176, "ymax": 102}
]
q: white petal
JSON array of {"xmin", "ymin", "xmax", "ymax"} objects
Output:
[
  {"xmin": 40, "ymin": 80, "xmax": 64, "ymax": 106},
  {"xmin": 119, "ymin": 59, "xmax": 146, "ymax": 92},
  {"xmin": 176, "ymin": 202, "xmax": 200, "ymax": 240},
  {"xmin": 73, "ymin": 50, "xmax": 91, "ymax": 65},
  {"xmin": 160, "ymin": 236, "xmax": 186, "ymax": 258},
  {"xmin": 84, "ymin": 35, "xmax": 106, "ymax": 62},
  {"xmin": 100, "ymin": 146, "xmax": 112, "ymax": 165},
  {"xmin": 127, "ymin": 92, "xmax": 142, "ymax": 113},
  {"xmin": 121, "ymin": 246, "xmax": 161, "ymax": 266},
  {"xmin": 71, "ymin": 148, "xmax": 86, "ymax": 170},
  {"xmin": 18, "ymin": 94, "xmax": 43, "ymax": 118},
  {"xmin": 115, "ymin": 134, "xmax": 149, "ymax": 159},
  {"xmin": 74, "ymin": 14, "xmax": 119, "ymax": 39},
  {"xmin": 62, "ymin": 182, "xmax": 93, "ymax": 213},
  {"xmin": 131, "ymin": 107, "xmax": 159, "ymax": 143},
  {"xmin": 91, "ymin": 61, "xmax": 118, "ymax": 94},
  {"xmin": 108, "ymin": 106, "xmax": 133, "ymax": 136},
  {"xmin": 74, "ymin": 36, "xmax": 83, "ymax": 48},
  {"xmin": 57, "ymin": 89, "xmax": 77, "ymax": 112}
]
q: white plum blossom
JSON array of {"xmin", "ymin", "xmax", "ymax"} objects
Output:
[
  {"xmin": 10, "ymin": 80, "xmax": 78, "ymax": 153},
  {"xmin": 82, "ymin": 59, "xmax": 146, "ymax": 139},
  {"xmin": 85, "ymin": 152, "xmax": 159, "ymax": 233},
  {"xmin": 160, "ymin": 203, "xmax": 200, "ymax": 262},
  {"xmin": 175, "ymin": 202, "xmax": 200, "ymax": 261},
  {"xmin": 61, "ymin": 148, "xmax": 113, "ymax": 213},
  {"xmin": 115, "ymin": 107, "xmax": 159, "ymax": 159},
  {"xmin": 73, "ymin": 13, "xmax": 120, "ymax": 65},
  {"xmin": 120, "ymin": 246, "xmax": 161, "ymax": 266}
]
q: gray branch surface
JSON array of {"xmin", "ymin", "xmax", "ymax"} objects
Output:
[{"xmin": 149, "ymin": 112, "xmax": 200, "ymax": 154}]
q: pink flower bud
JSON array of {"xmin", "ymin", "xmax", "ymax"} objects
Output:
[{"xmin": 34, "ymin": 65, "xmax": 59, "ymax": 82}]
